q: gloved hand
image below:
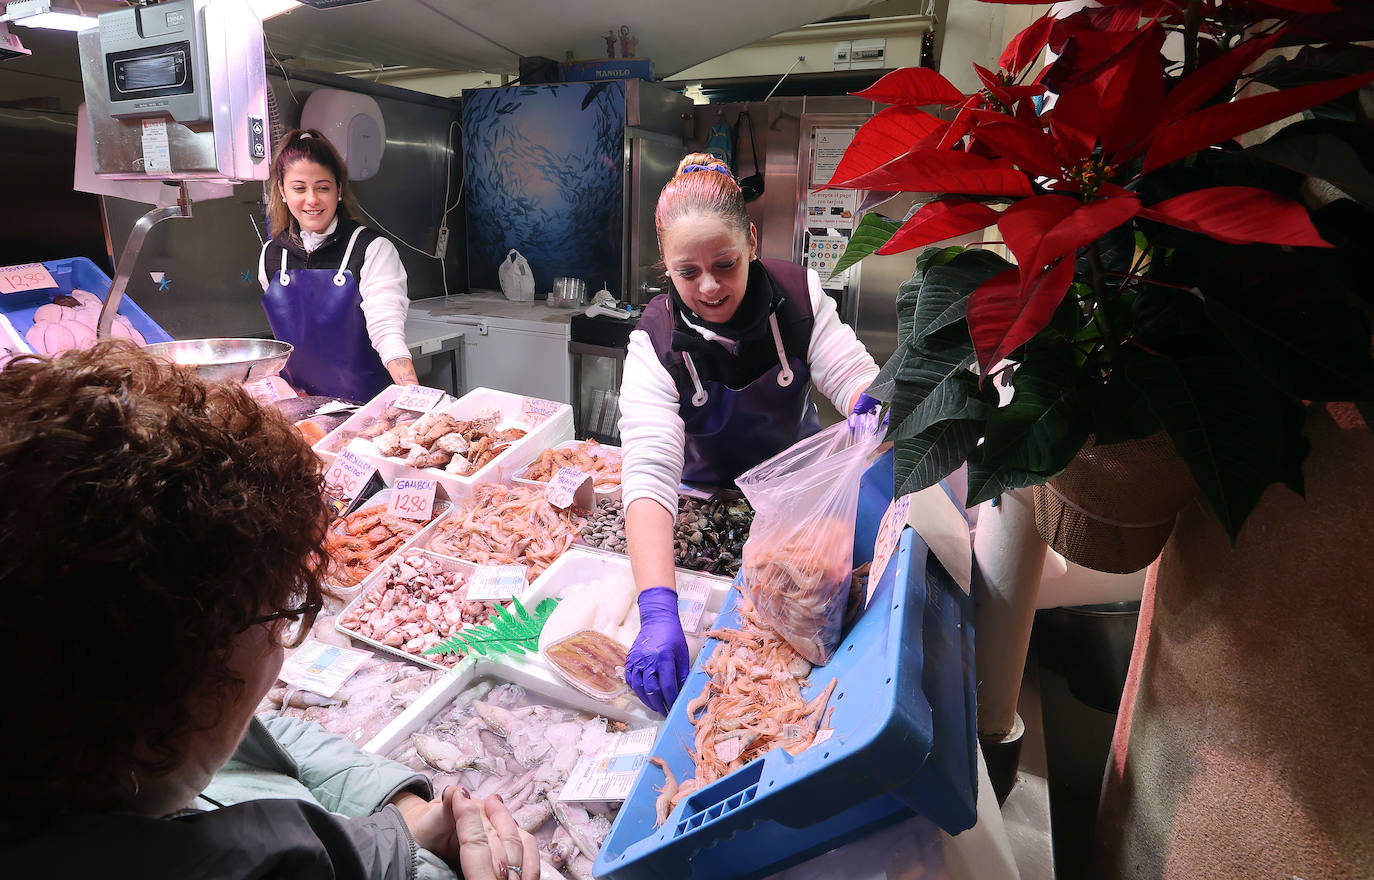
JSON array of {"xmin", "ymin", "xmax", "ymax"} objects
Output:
[
  {"xmin": 625, "ymin": 587, "xmax": 690, "ymax": 716},
  {"xmin": 848, "ymin": 390, "xmax": 884, "ymax": 432}
]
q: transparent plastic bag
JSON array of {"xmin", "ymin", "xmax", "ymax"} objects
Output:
[{"xmin": 736, "ymin": 416, "xmax": 883, "ymax": 664}]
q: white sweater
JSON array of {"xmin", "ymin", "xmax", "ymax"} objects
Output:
[
  {"xmin": 619, "ymin": 267, "xmax": 879, "ymax": 515},
  {"xmin": 258, "ymin": 217, "xmax": 411, "ymax": 365}
]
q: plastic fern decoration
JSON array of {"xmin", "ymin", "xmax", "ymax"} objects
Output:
[{"xmin": 423, "ymin": 597, "xmax": 560, "ymax": 658}]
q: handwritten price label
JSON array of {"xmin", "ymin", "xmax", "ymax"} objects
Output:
[
  {"xmin": 465, "ymin": 564, "xmax": 529, "ymax": 601},
  {"xmin": 521, "ymin": 396, "xmax": 562, "ymax": 426},
  {"xmin": 393, "ymin": 384, "xmax": 446, "ymax": 413},
  {"xmin": 323, "ymin": 449, "xmax": 377, "ymax": 503},
  {"xmin": 545, "ymin": 466, "xmax": 594, "ymax": 511},
  {"xmin": 867, "ymin": 494, "xmax": 912, "ymax": 606},
  {"xmin": 0, "ymin": 262, "xmax": 56, "ymax": 296},
  {"xmin": 388, "ymin": 477, "xmax": 437, "ymax": 521}
]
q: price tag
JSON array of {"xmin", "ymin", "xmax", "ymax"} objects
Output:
[
  {"xmin": 465, "ymin": 564, "xmax": 529, "ymax": 601},
  {"xmin": 141, "ymin": 119, "xmax": 171, "ymax": 174},
  {"xmin": 545, "ymin": 466, "xmax": 594, "ymax": 510},
  {"xmin": 278, "ymin": 641, "xmax": 372, "ymax": 698},
  {"xmin": 521, "ymin": 396, "xmax": 561, "ymax": 426},
  {"xmin": 388, "ymin": 477, "xmax": 437, "ymax": 521},
  {"xmin": 242, "ymin": 375, "xmax": 296, "ymax": 403},
  {"xmin": 558, "ymin": 725, "xmax": 660, "ymax": 804},
  {"xmin": 393, "ymin": 384, "xmax": 445, "ymax": 413},
  {"xmin": 323, "ymin": 448, "xmax": 378, "ymax": 504},
  {"xmin": 0, "ymin": 262, "xmax": 56, "ymax": 295},
  {"xmin": 675, "ymin": 573, "xmax": 715, "ymax": 633},
  {"xmin": 867, "ymin": 495, "xmax": 912, "ymax": 606}
]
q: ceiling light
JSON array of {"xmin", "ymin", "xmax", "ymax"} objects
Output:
[{"xmin": 0, "ymin": 0, "xmax": 97, "ymax": 32}]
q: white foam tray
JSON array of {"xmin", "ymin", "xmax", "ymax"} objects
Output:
[
  {"xmin": 343, "ymin": 387, "xmax": 574, "ymax": 504},
  {"xmin": 312, "ymin": 384, "xmax": 457, "ymax": 468},
  {"xmin": 362, "ymin": 656, "xmax": 658, "ymax": 755},
  {"xmin": 512, "ymin": 440, "xmax": 623, "ymax": 502},
  {"xmin": 322, "ymin": 488, "xmax": 453, "ymax": 599},
  {"xmin": 335, "ymin": 550, "xmax": 480, "ymax": 671}
]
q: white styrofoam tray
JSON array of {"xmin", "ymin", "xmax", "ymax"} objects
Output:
[
  {"xmin": 322, "ymin": 488, "xmax": 454, "ymax": 599},
  {"xmin": 493, "ymin": 547, "xmax": 735, "ymax": 705},
  {"xmin": 349, "ymin": 387, "xmax": 575, "ymax": 504},
  {"xmin": 335, "ymin": 550, "xmax": 482, "ymax": 671},
  {"xmin": 0, "ymin": 313, "xmax": 33, "ymax": 366},
  {"xmin": 362, "ymin": 656, "xmax": 659, "ymax": 755},
  {"xmin": 512, "ymin": 439, "xmax": 623, "ymax": 501},
  {"xmin": 312, "ymin": 384, "xmax": 456, "ymax": 468}
]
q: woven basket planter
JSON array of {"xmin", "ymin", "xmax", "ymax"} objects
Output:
[{"xmin": 1032, "ymin": 433, "xmax": 1197, "ymax": 574}]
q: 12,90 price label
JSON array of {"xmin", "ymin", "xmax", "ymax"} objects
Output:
[
  {"xmin": 323, "ymin": 449, "xmax": 376, "ymax": 502},
  {"xmin": 0, "ymin": 262, "xmax": 57, "ymax": 296},
  {"xmin": 388, "ymin": 477, "xmax": 437, "ymax": 521}
]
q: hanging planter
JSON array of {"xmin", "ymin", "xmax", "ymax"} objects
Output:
[{"xmin": 1031, "ymin": 433, "xmax": 1196, "ymax": 574}]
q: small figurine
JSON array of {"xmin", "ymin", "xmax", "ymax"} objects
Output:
[
  {"xmin": 619, "ymin": 24, "xmax": 637, "ymax": 59},
  {"xmin": 604, "ymin": 29, "xmax": 616, "ymax": 59}
]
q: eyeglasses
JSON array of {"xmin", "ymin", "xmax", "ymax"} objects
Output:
[{"xmin": 247, "ymin": 599, "xmax": 322, "ymax": 649}]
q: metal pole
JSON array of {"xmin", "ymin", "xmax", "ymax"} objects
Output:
[{"xmin": 97, "ymin": 182, "xmax": 193, "ymax": 340}]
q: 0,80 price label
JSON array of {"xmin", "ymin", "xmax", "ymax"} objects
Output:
[
  {"xmin": 323, "ymin": 449, "xmax": 376, "ymax": 503},
  {"xmin": 388, "ymin": 477, "xmax": 437, "ymax": 521},
  {"xmin": 393, "ymin": 384, "xmax": 445, "ymax": 413},
  {"xmin": 0, "ymin": 262, "xmax": 57, "ymax": 296}
]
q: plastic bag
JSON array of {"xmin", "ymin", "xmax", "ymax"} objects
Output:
[
  {"xmin": 736, "ymin": 416, "xmax": 883, "ymax": 664},
  {"xmin": 497, "ymin": 249, "xmax": 535, "ymax": 302}
]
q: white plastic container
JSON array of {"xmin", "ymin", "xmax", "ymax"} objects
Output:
[
  {"xmin": 322, "ymin": 488, "xmax": 454, "ymax": 599},
  {"xmin": 512, "ymin": 439, "xmax": 623, "ymax": 501},
  {"xmin": 335, "ymin": 550, "xmax": 480, "ymax": 671},
  {"xmin": 0, "ymin": 313, "xmax": 33, "ymax": 367},
  {"xmin": 348, "ymin": 387, "xmax": 575, "ymax": 504},
  {"xmin": 312, "ymin": 384, "xmax": 456, "ymax": 469},
  {"xmin": 362, "ymin": 657, "xmax": 657, "ymax": 754}
]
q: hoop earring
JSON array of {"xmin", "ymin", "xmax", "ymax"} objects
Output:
[{"xmin": 128, "ymin": 769, "xmax": 140, "ymax": 797}]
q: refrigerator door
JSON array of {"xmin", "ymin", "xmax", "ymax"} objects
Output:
[{"xmin": 625, "ymin": 132, "xmax": 685, "ymax": 307}]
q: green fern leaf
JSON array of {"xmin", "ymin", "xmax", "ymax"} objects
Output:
[{"xmin": 423, "ymin": 596, "xmax": 561, "ymax": 658}]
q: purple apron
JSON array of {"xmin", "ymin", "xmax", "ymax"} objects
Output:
[
  {"xmin": 262, "ymin": 227, "xmax": 393, "ymax": 403},
  {"xmin": 679, "ymin": 312, "xmax": 821, "ymax": 486}
]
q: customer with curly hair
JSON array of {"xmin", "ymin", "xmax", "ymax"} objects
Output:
[{"xmin": 0, "ymin": 342, "xmax": 535, "ymax": 880}]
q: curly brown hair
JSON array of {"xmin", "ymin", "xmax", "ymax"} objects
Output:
[{"xmin": 0, "ymin": 342, "xmax": 330, "ymax": 809}]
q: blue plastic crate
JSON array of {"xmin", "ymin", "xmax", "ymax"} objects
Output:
[
  {"xmin": 0, "ymin": 257, "xmax": 172, "ymax": 344},
  {"xmin": 594, "ymin": 526, "xmax": 978, "ymax": 880}
]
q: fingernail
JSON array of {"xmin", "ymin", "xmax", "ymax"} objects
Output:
[
  {"xmin": 460, "ymin": 788, "xmax": 471, "ymax": 799},
  {"xmin": 493, "ymin": 793, "xmax": 504, "ymax": 804}
]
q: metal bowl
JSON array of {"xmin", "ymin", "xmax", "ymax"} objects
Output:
[{"xmin": 141, "ymin": 338, "xmax": 293, "ymax": 382}]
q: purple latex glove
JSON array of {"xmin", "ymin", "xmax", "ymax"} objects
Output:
[
  {"xmin": 848, "ymin": 390, "xmax": 884, "ymax": 432},
  {"xmin": 625, "ymin": 587, "xmax": 689, "ymax": 716}
]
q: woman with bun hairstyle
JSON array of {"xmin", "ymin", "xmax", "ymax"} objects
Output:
[
  {"xmin": 259, "ymin": 128, "xmax": 418, "ymax": 402},
  {"xmin": 618, "ymin": 153, "xmax": 881, "ymax": 716}
]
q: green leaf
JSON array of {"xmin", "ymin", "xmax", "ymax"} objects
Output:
[
  {"xmin": 915, "ymin": 245, "xmax": 967, "ymax": 275},
  {"xmin": 893, "ymin": 418, "xmax": 984, "ymax": 498},
  {"xmin": 964, "ymin": 456, "xmax": 1046, "ymax": 507},
  {"xmin": 981, "ymin": 355, "xmax": 1091, "ymax": 474},
  {"xmin": 1127, "ymin": 351, "xmax": 1288, "ymax": 543},
  {"xmin": 888, "ymin": 357, "xmax": 986, "ymax": 442},
  {"xmin": 914, "ymin": 250, "xmax": 1014, "ymax": 348},
  {"xmin": 1276, "ymin": 400, "xmax": 1310, "ymax": 498},
  {"xmin": 1246, "ymin": 122, "xmax": 1374, "ymax": 212},
  {"xmin": 423, "ymin": 596, "xmax": 560, "ymax": 658},
  {"xmin": 895, "ymin": 264, "xmax": 925, "ymax": 348},
  {"xmin": 1086, "ymin": 373, "xmax": 1163, "ymax": 445},
  {"xmin": 828, "ymin": 213, "xmax": 901, "ymax": 280}
]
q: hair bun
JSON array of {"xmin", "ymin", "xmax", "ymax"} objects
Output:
[{"xmin": 675, "ymin": 152, "xmax": 735, "ymax": 182}]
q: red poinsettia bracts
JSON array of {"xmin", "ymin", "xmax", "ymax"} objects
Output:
[{"xmin": 822, "ymin": 10, "xmax": 1374, "ymax": 372}]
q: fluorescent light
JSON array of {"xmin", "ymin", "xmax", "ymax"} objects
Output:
[{"xmin": 1, "ymin": 0, "xmax": 96, "ymax": 31}]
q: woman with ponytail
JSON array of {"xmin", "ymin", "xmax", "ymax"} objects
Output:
[{"xmin": 618, "ymin": 153, "xmax": 881, "ymax": 716}]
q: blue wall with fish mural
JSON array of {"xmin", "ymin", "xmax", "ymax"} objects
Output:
[{"xmin": 462, "ymin": 82, "xmax": 626, "ymax": 298}]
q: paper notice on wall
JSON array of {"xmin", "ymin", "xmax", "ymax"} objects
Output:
[
  {"xmin": 141, "ymin": 120, "xmax": 171, "ymax": 174},
  {"xmin": 811, "ymin": 128, "xmax": 856, "ymax": 186},
  {"xmin": 806, "ymin": 234, "xmax": 852, "ymax": 290},
  {"xmin": 806, "ymin": 188, "xmax": 860, "ymax": 230}
]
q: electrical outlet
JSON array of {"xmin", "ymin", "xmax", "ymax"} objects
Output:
[{"xmin": 435, "ymin": 226, "xmax": 449, "ymax": 259}]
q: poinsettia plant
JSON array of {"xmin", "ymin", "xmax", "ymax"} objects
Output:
[{"xmin": 825, "ymin": 0, "xmax": 1374, "ymax": 541}]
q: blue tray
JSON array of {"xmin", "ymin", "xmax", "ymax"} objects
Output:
[
  {"xmin": 594, "ymin": 526, "xmax": 978, "ymax": 880},
  {"xmin": 0, "ymin": 257, "xmax": 172, "ymax": 344}
]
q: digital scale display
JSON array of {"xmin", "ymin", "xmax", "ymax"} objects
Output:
[{"xmin": 106, "ymin": 41, "xmax": 194, "ymax": 102}]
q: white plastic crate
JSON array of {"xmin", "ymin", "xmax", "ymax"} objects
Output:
[
  {"xmin": 321, "ymin": 488, "xmax": 454, "ymax": 599},
  {"xmin": 512, "ymin": 439, "xmax": 623, "ymax": 502},
  {"xmin": 312, "ymin": 384, "xmax": 456, "ymax": 468},
  {"xmin": 0, "ymin": 314, "xmax": 33, "ymax": 367}
]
